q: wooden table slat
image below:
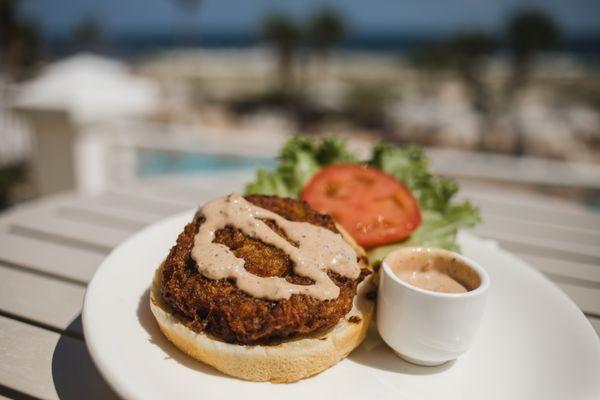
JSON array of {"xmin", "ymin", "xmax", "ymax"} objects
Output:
[
  {"xmin": 459, "ymin": 189, "xmax": 600, "ymax": 232},
  {"xmin": 479, "ymin": 233, "xmax": 600, "ymax": 266},
  {"xmin": 137, "ymin": 174, "xmax": 249, "ymax": 203},
  {"xmin": 0, "ymin": 229, "xmax": 104, "ymax": 284},
  {"xmin": 459, "ymin": 180, "xmax": 599, "ymax": 214},
  {"xmin": 0, "ymin": 316, "xmax": 117, "ymax": 400},
  {"xmin": 55, "ymin": 205, "xmax": 148, "ymax": 232},
  {"xmin": 119, "ymin": 183, "xmax": 213, "ymax": 206},
  {"xmin": 0, "ymin": 263, "xmax": 85, "ymax": 336},
  {"xmin": 474, "ymin": 226, "xmax": 600, "ymax": 261},
  {"xmin": 478, "ymin": 214, "xmax": 600, "ymax": 247},
  {"xmin": 103, "ymin": 189, "xmax": 195, "ymax": 214},
  {"xmin": 519, "ymin": 254, "xmax": 600, "ymax": 284},
  {"xmin": 554, "ymin": 282, "xmax": 600, "ymax": 316},
  {"xmin": 62, "ymin": 195, "xmax": 174, "ymax": 224},
  {"xmin": 6, "ymin": 208, "xmax": 132, "ymax": 251}
]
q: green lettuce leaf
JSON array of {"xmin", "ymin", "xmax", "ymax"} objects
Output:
[
  {"xmin": 366, "ymin": 142, "xmax": 480, "ymax": 261},
  {"xmin": 245, "ymin": 168, "xmax": 293, "ymax": 197},
  {"xmin": 244, "ymin": 136, "xmax": 480, "ymax": 261},
  {"xmin": 370, "ymin": 143, "xmax": 458, "ymax": 213},
  {"xmin": 245, "ymin": 136, "xmax": 356, "ymax": 198},
  {"xmin": 367, "ymin": 202, "xmax": 480, "ymax": 263}
]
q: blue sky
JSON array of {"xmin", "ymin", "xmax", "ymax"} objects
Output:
[{"xmin": 19, "ymin": 0, "xmax": 600, "ymax": 38}]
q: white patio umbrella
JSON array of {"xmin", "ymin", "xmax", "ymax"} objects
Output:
[{"xmin": 14, "ymin": 52, "xmax": 160, "ymax": 125}]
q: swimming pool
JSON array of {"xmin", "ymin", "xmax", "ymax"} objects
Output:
[{"xmin": 137, "ymin": 150, "xmax": 276, "ymax": 177}]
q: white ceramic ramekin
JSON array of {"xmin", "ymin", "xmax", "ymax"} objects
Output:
[{"xmin": 376, "ymin": 247, "xmax": 490, "ymax": 366}]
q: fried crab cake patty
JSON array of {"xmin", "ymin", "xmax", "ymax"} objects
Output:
[{"xmin": 160, "ymin": 195, "xmax": 370, "ymax": 345}]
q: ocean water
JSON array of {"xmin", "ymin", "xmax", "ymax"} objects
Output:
[
  {"xmin": 137, "ymin": 150, "xmax": 276, "ymax": 177},
  {"xmin": 47, "ymin": 32, "xmax": 600, "ymax": 59}
]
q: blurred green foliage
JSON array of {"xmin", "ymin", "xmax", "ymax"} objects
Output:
[
  {"xmin": 305, "ymin": 8, "xmax": 346, "ymax": 58},
  {"xmin": 342, "ymin": 82, "xmax": 393, "ymax": 129},
  {"xmin": 506, "ymin": 9, "xmax": 561, "ymax": 92},
  {"xmin": 0, "ymin": 163, "xmax": 25, "ymax": 209},
  {"xmin": 261, "ymin": 13, "xmax": 302, "ymax": 92},
  {"xmin": 260, "ymin": 8, "xmax": 347, "ymax": 93},
  {"xmin": 1, "ymin": 0, "xmax": 42, "ymax": 78},
  {"xmin": 72, "ymin": 15, "xmax": 103, "ymax": 50}
]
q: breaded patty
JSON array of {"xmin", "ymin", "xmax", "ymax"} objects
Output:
[{"xmin": 160, "ymin": 195, "xmax": 370, "ymax": 345}]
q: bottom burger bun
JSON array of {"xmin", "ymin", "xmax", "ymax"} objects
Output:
[{"xmin": 150, "ymin": 262, "xmax": 375, "ymax": 383}]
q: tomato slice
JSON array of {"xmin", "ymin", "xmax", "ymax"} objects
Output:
[{"xmin": 301, "ymin": 164, "xmax": 421, "ymax": 249}]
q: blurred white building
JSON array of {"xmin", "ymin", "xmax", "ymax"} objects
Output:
[{"xmin": 13, "ymin": 53, "xmax": 161, "ymax": 196}]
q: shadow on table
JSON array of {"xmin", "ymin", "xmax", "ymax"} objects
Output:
[
  {"xmin": 348, "ymin": 324, "xmax": 455, "ymax": 375},
  {"xmin": 137, "ymin": 288, "xmax": 224, "ymax": 378},
  {"xmin": 51, "ymin": 315, "xmax": 120, "ymax": 399}
]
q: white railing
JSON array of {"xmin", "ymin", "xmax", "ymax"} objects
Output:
[{"xmin": 13, "ymin": 111, "xmax": 600, "ymax": 198}]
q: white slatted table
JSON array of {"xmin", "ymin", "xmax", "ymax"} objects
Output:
[{"xmin": 0, "ymin": 171, "xmax": 599, "ymax": 399}]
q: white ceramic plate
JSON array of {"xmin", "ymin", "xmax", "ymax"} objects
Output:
[{"xmin": 84, "ymin": 211, "xmax": 600, "ymax": 400}]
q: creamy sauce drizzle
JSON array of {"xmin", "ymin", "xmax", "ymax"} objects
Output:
[{"xmin": 191, "ymin": 194, "xmax": 360, "ymax": 300}]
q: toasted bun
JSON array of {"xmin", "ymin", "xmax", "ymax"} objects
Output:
[{"xmin": 150, "ymin": 224, "xmax": 375, "ymax": 383}]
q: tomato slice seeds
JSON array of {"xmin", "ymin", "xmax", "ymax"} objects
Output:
[{"xmin": 301, "ymin": 164, "xmax": 421, "ymax": 249}]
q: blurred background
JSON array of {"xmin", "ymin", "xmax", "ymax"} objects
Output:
[{"xmin": 1, "ymin": 0, "xmax": 599, "ymax": 211}]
